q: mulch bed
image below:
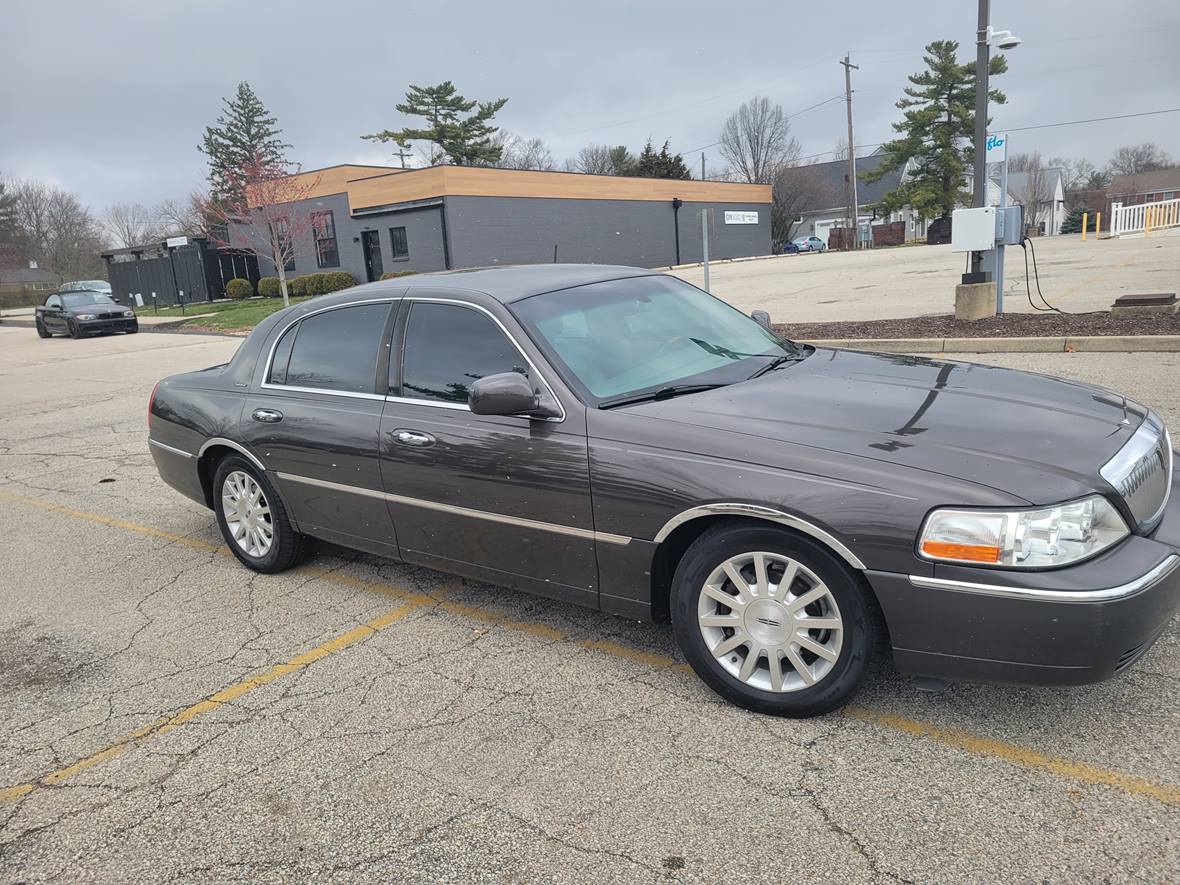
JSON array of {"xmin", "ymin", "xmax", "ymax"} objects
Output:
[{"xmin": 776, "ymin": 311, "xmax": 1180, "ymax": 340}]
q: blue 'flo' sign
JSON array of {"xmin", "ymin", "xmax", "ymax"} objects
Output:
[{"xmin": 986, "ymin": 133, "xmax": 1008, "ymax": 162}]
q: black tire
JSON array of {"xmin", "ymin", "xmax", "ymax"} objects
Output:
[
  {"xmin": 671, "ymin": 522, "xmax": 880, "ymax": 717},
  {"xmin": 212, "ymin": 455, "xmax": 311, "ymax": 573},
  {"xmin": 127, "ymin": 323, "xmax": 139, "ymax": 334},
  {"xmin": 67, "ymin": 319, "xmax": 83, "ymax": 339},
  {"xmin": 35, "ymin": 318, "xmax": 51, "ymax": 338}
]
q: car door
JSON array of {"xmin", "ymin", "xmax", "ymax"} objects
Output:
[
  {"xmin": 42, "ymin": 294, "xmax": 64, "ymax": 330},
  {"xmin": 379, "ymin": 291, "xmax": 599, "ymax": 607},
  {"xmin": 238, "ymin": 298, "xmax": 402, "ymax": 559}
]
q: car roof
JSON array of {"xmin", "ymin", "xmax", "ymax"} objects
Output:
[{"xmin": 348, "ymin": 263, "xmax": 661, "ymax": 304}]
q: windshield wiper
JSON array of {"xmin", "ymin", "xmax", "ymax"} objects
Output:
[
  {"xmin": 599, "ymin": 383, "xmax": 729, "ymax": 410},
  {"xmin": 747, "ymin": 347, "xmax": 812, "ymax": 380}
]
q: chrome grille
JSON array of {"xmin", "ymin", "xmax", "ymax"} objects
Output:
[{"xmin": 1101, "ymin": 414, "xmax": 1172, "ymax": 531}]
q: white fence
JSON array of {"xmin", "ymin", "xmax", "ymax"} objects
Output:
[{"xmin": 1110, "ymin": 197, "xmax": 1180, "ymax": 237}]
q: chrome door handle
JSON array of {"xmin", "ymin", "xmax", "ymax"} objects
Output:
[
  {"xmin": 392, "ymin": 429, "xmax": 435, "ymax": 447},
  {"xmin": 252, "ymin": 408, "xmax": 284, "ymax": 423}
]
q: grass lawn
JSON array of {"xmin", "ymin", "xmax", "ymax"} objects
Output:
[{"xmin": 146, "ymin": 296, "xmax": 314, "ymax": 330}]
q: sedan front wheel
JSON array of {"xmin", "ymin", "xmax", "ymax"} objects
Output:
[{"xmin": 671, "ymin": 523, "xmax": 880, "ymax": 717}]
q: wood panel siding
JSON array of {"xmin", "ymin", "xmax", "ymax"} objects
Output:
[{"xmin": 271, "ymin": 165, "xmax": 770, "ymax": 212}]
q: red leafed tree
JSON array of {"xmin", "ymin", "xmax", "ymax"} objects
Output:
[{"xmin": 200, "ymin": 150, "xmax": 321, "ymax": 307}]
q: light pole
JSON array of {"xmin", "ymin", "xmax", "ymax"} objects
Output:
[{"xmin": 968, "ymin": 0, "xmax": 1021, "ymax": 282}]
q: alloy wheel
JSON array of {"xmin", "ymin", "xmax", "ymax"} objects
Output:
[
  {"xmin": 697, "ymin": 551, "xmax": 843, "ymax": 692},
  {"xmin": 221, "ymin": 470, "xmax": 273, "ymax": 558}
]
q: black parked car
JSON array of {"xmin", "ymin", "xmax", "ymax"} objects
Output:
[
  {"xmin": 36, "ymin": 290, "xmax": 138, "ymax": 338},
  {"xmin": 147, "ymin": 265, "xmax": 1180, "ymax": 716}
]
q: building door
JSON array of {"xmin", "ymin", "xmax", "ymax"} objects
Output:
[{"xmin": 361, "ymin": 230, "xmax": 383, "ymax": 282}]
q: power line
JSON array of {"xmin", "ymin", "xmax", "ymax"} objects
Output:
[
  {"xmin": 681, "ymin": 94, "xmax": 844, "ymax": 155},
  {"xmin": 1001, "ymin": 107, "xmax": 1180, "ymax": 133}
]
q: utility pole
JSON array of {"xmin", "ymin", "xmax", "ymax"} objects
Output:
[
  {"xmin": 392, "ymin": 148, "xmax": 411, "ymax": 169},
  {"xmin": 701, "ymin": 152, "xmax": 706, "ymax": 181},
  {"xmin": 968, "ymin": 0, "xmax": 990, "ymax": 280},
  {"xmin": 841, "ymin": 54, "xmax": 860, "ymax": 250}
]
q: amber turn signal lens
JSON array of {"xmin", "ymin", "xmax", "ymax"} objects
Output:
[{"xmin": 920, "ymin": 540, "xmax": 1002, "ymax": 563}]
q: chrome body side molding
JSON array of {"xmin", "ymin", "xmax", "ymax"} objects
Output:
[
  {"xmin": 908, "ymin": 555, "xmax": 1179, "ymax": 603},
  {"xmin": 197, "ymin": 437, "xmax": 267, "ymax": 472},
  {"xmin": 148, "ymin": 438, "xmax": 194, "ymax": 459},
  {"xmin": 652, "ymin": 503, "xmax": 866, "ymax": 570},
  {"xmin": 274, "ymin": 471, "xmax": 632, "ymax": 546}
]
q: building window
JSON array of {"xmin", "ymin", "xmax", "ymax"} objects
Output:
[
  {"xmin": 390, "ymin": 226, "xmax": 409, "ymax": 260},
  {"xmin": 311, "ymin": 210, "xmax": 340, "ymax": 268},
  {"xmin": 271, "ymin": 217, "xmax": 295, "ymax": 271}
]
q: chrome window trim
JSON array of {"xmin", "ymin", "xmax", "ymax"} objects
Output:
[
  {"xmin": 274, "ymin": 471, "xmax": 629, "ymax": 545},
  {"xmin": 652, "ymin": 503, "xmax": 866, "ymax": 570},
  {"xmin": 197, "ymin": 437, "xmax": 266, "ymax": 472},
  {"xmin": 908, "ymin": 554, "xmax": 1179, "ymax": 603},
  {"xmin": 392, "ymin": 297, "xmax": 567, "ymax": 423},
  {"xmin": 260, "ymin": 297, "xmax": 399, "ymax": 398},
  {"xmin": 148, "ymin": 438, "xmax": 193, "ymax": 459}
]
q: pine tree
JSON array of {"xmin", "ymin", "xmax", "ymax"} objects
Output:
[
  {"xmin": 363, "ymin": 82, "xmax": 508, "ymax": 166},
  {"xmin": 634, "ymin": 139, "xmax": 692, "ymax": 180},
  {"xmin": 0, "ymin": 178, "xmax": 22, "ymax": 265},
  {"xmin": 1060, "ymin": 205, "xmax": 1090, "ymax": 234},
  {"xmin": 199, "ymin": 83, "xmax": 291, "ymax": 205},
  {"xmin": 863, "ymin": 40, "xmax": 1006, "ymax": 219}
]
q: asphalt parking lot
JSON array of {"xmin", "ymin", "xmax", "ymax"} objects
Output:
[
  {"xmin": 1, "ymin": 325, "xmax": 1178, "ymax": 883},
  {"xmin": 672, "ymin": 229, "xmax": 1180, "ymax": 323}
]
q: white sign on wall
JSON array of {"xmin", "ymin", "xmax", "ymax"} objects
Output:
[
  {"xmin": 985, "ymin": 132, "xmax": 1008, "ymax": 162},
  {"xmin": 165, "ymin": 236, "xmax": 189, "ymax": 248},
  {"xmin": 724, "ymin": 211, "xmax": 759, "ymax": 225}
]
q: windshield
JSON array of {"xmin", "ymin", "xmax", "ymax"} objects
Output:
[
  {"xmin": 62, "ymin": 280, "xmax": 112, "ymax": 293},
  {"xmin": 512, "ymin": 275, "xmax": 801, "ymax": 405},
  {"xmin": 61, "ymin": 292, "xmax": 115, "ymax": 308}
]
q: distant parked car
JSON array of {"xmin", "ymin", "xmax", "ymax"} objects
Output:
[
  {"xmin": 781, "ymin": 241, "xmax": 800, "ymax": 254},
  {"xmin": 35, "ymin": 291, "xmax": 137, "ymax": 339},
  {"xmin": 791, "ymin": 236, "xmax": 827, "ymax": 253}
]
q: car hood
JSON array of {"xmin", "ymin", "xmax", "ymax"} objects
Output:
[
  {"xmin": 63, "ymin": 303, "xmax": 123, "ymax": 315},
  {"xmin": 623, "ymin": 348, "xmax": 1145, "ymax": 505}
]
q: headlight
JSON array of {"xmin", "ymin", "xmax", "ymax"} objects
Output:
[
  {"xmin": 918, "ymin": 495, "xmax": 1129, "ymax": 568},
  {"xmin": 75, "ymin": 313, "xmax": 96, "ymax": 320},
  {"xmin": 123, "ymin": 310, "xmax": 135, "ymax": 317}
]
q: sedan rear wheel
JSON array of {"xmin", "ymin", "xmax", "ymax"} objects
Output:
[
  {"xmin": 212, "ymin": 455, "xmax": 311, "ymax": 573},
  {"xmin": 672, "ymin": 523, "xmax": 879, "ymax": 717}
]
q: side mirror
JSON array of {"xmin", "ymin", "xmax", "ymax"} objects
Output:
[
  {"xmin": 469, "ymin": 372, "xmax": 547, "ymax": 417},
  {"xmin": 751, "ymin": 309, "xmax": 772, "ymax": 329}
]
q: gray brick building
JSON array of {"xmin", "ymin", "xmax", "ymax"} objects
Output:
[{"xmin": 233, "ymin": 164, "xmax": 772, "ymax": 283}]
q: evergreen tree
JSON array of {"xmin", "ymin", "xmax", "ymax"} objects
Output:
[
  {"xmin": 363, "ymin": 82, "xmax": 508, "ymax": 166},
  {"xmin": 0, "ymin": 179, "xmax": 19, "ymax": 256},
  {"xmin": 199, "ymin": 82, "xmax": 291, "ymax": 205},
  {"xmin": 862, "ymin": 40, "xmax": 1006, "ymax": 219},
  {"xmin": 634, "ymin": 139, "xmax": 692, "ymax": 180},
  {"xmin": 1060, "ymin": 205, "xmax": 1090, "ymax": 234}
]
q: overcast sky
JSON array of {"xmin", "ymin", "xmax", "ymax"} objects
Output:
[{"xmin": 4, "ymin": 0, "xmax": 1178, "ymax": 216}]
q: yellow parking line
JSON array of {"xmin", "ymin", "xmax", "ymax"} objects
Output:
[{"xmin": 1, "ymin": 489, "xmax": 1178, "ymax": 806}]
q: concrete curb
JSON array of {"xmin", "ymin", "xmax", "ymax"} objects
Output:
[{"xmin": 799, "ymin": 335, "xmax": 1180, "ymax": 354}]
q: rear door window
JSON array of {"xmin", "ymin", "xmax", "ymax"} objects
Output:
[{"xmin": 274, "ymin": 303, "xmax": 390, "ymax": 394}]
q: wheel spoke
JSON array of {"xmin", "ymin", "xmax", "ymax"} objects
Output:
[
  {"xmin": 787, "ymin": 583, "xmax": 829, "ymax": 613},
  {"xmin": 793, "ymin": 633, "xmax": 839, "ymax": 662},
  {"xmin": 738, "ymin": 647, "xmax": 760, "ymax": 682},
  {"xmin": 798, "ymin": 616, "xmax": 841, "ymax": 631},
  {"xmin": 753, "ymin": 552, "xmax": 769, "ymax": 598},
  {"xmin": 784, "ymin": 645, "xmax": 817, "ymax": 685},
  {"xmin": 699, "ymin": 613, "xmax": 741, "ymax": 628},
  {"xmin": 767, "ymin": 651, "xmax": 785, "ymax": 692},
  {"xmin": 703, "ymin": 584, "xmax": 744, "ymax": 611},
  {"xmin": 723, "ymin": 561, "xmax": 752, "ymax": 602},
  {"xmin": 774, "ymin": 560, "xmax": 799, "ymax": 602},
  {"xmin": 712, "ymin": 633, "xmax": 748, "ymax": 659}
]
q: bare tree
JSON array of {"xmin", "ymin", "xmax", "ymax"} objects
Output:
[
  {"xmin": 199, "ymin": 150, "xmax": 322, "ymax": 307},
  {"xmin": 1011, "ymin": 152, "xmax": 1054, "ymax": 229},
  {"xmin": 105, "ymin": 202, "xmax": 168, "ymax": 249},
  {"xmin": 156, "ymin": 194, "xmax": 209, "ymax": 238},
  {"xmin": 831, "ymin": 137, "xmax": 849, "ymax": 162},
  {"xmin": 771, "ymin": 163, "xmax": 826, "ymax": 244},
  {"xmin": 1107, "ymin": 142, "xmax": 1174, "ymax": 177},
  {"xmin": 568, "ymin": 144, "xmax": 637, "ymax": 176},
  {"xmin": 8, "ymin": 179, "xmax": 106, "ymax": 281},
  {"xmin": 485, "ymin": 132, "xmax": 556, "ymax": 171},
  {"xmin": 719, "ymin": 96, "xmax": 801, "ymax": 185},
  {"xmin": 1048, "ymin": 156, "xmax": 1095, "ymax": 192}
]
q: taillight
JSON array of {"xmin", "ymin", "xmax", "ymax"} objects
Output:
[{"xmin": 148, "ymin": 381, "xmax": 160, "ymax": 427}]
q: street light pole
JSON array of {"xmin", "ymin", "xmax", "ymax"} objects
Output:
[{"xmin": 969, "ymin": 0, "xmax": 990, "ymax": 280}]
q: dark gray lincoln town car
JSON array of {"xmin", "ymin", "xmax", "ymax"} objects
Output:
[{"xmin": 148, "ymin": 265, "xmax": 1180, "ymax": 716}]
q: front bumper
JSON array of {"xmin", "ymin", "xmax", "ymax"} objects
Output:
[
  {"xmin": 868, "ymin": 477, "xmax": 1180, "ymax": 686},
  {"xmin": 77, "ymin": 317, "xmax": 138, "ymax": 333}
]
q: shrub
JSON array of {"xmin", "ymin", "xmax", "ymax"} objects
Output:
[
  {"xmin": 379, "ymin": 269, "xmax": 418, "ymax": 280},
  {"xmin": 289, "ymin": 276, "xmax": 309, "ymax": 297},
  {"xmin": 322, "ymin": 271, "xmax": 357, "ymax": 293},
  {"xmin": 257, "ymin": 276, "xmax": 281, "ymax": 298},
  {"xmin": 225, "ymin": 278, "xmax": 253, "ymax": 300}
]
